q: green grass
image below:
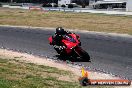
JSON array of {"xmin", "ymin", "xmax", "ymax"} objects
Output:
[
  {"xmin": 0, "ymin": 57, "xmax": 114, "ymax": 88},
  {"xmin": 0, "ymin": 58, "xmax": 78, "ymax": 88},
  {"xmin": 0, "ymin": 8, "xmax": 132, "ymax": 35}
]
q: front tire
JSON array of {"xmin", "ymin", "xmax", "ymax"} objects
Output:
[
  {"xmin": 81, "ymin": 50, "xmax": 91, "ymax": 62},
  {"xmin": 74, "ymin": 47, "xmax": 91, "ymax": 62}
]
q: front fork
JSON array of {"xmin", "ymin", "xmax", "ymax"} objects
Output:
[{"xmin": 72, "ymin": 46, "xmax": 83, "ymax": 58}]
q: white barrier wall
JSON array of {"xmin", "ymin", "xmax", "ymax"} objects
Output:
[
  {"xmin": 58, "ymin": 0, "xmax": 71, "ymax": 6},
  {"xmin": 126, "ymin": 0, "xmax": 132, "ymax": 11}
]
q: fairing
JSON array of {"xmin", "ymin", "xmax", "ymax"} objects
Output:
[{"xmin": 61, "ymin": 34, "xmax": 80, "ymax": 54}]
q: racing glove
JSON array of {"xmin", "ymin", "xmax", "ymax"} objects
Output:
[
  {"xmin": 53, "ymin": 45, "xmax": 66, "ymax": 51},
  {"xmin": 59, "ymin": 46, "xmax": 66, "ymax": 50}
]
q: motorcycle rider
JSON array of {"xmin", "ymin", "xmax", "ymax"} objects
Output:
[
  {"xmin": 49, "ymin": 27, "xmax": 90, "ymax": 62},
  {"xmin": 51, "ymin": 27, "xmax": 72, "ymax": 54}
]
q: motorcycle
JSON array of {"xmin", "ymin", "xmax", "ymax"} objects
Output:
[{"xmin": 48, "ymin": 33, "xmax": 91, "ymax": 62}]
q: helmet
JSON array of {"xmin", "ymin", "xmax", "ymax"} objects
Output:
[{"xmin": 56, "ymin": 27, "xmax": 65, "ymax": 35}]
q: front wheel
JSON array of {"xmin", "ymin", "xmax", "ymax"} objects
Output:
[
  {"xmin": 74, "ymin": 47, "xmax": 91, "ymax": 62},
  {"xmin": 81, "ymin": 50, "xmax": 91, "ymax": 62}
]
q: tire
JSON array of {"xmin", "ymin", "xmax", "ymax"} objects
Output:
[
  {"xmin": 77, "ymin": 49, "xmax": 91, "ymax": 62},
  {"xmin": 74, "ymin": 47, "xmax": 91, "ymax": 62},
  {"xmin": 81, "ymin": 50, "xmax": 91, "ymax": 62}
]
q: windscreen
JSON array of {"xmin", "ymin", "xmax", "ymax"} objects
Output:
[{"xmin": 63, "ymin": 35, "xmax": 76, "ymax": 43}]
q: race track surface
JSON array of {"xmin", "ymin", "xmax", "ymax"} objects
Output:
[{"xmin": 0, "ymin": 26, "xmax": 132, "ymax": 79}]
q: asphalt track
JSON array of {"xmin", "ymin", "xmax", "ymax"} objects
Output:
[{"xmin": 0, "ymin": 26, "xmax": 132, "ymax": 80}]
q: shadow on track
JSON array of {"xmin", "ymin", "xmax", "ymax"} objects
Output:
[{"xmin": 54, "ymin": 55, "xmax": 91, "ymax": 62}]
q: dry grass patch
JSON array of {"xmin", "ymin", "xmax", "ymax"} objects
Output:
[
  {"xmin": 0, "ymin": 56, "xmax": 114, "ymax": 88},
  {"xmin": 0, "ymin": 8, "xmax": 132, "ymax": 34}
]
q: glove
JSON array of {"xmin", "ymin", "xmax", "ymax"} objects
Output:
[
  {"xmin": 59, "ymin": 46, "xmax": 66, "ymax": 50},
  {"xmin": 54, "ymin": 45, "xmax": 66, "ymax": 50}
]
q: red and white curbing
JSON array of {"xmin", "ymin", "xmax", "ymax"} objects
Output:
[{"xmin": 29, "ymin": 6, "xmax": 42, "ymax": 10}]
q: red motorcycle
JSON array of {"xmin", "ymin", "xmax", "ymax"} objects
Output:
[{"xmin": 48, "ymin": 33, "xmax": 91, "ymax": 62}]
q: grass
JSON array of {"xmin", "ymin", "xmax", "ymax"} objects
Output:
[
  {"xmin": 0, "ymin": 56, "xmax": 114, "ymax": 88},
  {"xmin": 0, "ymin": 8, "xmax": 132, "ymax": 34},
  {"xmin": 0, "ymin": 58, "xmax": 79, "ymax": 88}
]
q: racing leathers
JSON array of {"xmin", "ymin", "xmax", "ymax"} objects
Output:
[{"xmin": 51, "ymin": 31, "xmax": 71, "ymax": 54}]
